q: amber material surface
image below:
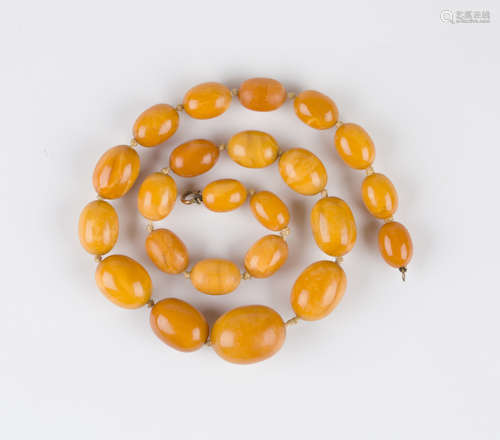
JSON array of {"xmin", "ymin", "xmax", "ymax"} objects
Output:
[
  {"xmin": 334, "ymin": 123, "xmax": 375, "ymax": 169},
  {"xmin": 145, "ymin": 229, "xmax": 189, "ymax": 274},
  {"xmin": 183, "ymin": 82, "xmax": 232, "ymax": 119},
  {"xmin": 279, "ymin": 148, "xmax": 327, "ymax": 195},
  {"xmin": 202, "ymin": 179, "xmax": 247, "ymax": 212},
  {"xmin": 294, "ymin": 90, "xmax": 339, "ymax": 130},
  {"xmin": 378, "ymin": 221, "xmax": 413, "ymax": 268},
  {"xmin": 227, "ymin": 130, "xmax": 279, "ymax": 168},
  {"xmin": 95, "ymin": 255, "xmax": 152, "ymax": 309},
  {"xmin": 133, "ymin": 104, "xmax": 179, "ymax": 147},
  {"xmin": 210, "ymin": 305, "xmax": 286, "ymax": 364},
  {"xmin": 169, "ymin": 139, "xmax": 219, "ymax": 177},
  {"xmin": 291, "ymin": 261, "xmax": 346, "ymax": 321},
  {"xmin": 78, "ymin": 200, "xmax": 119, "ymax": 255},
  {"xmin": 244, "ymin": 235, "xmax": 288, "ymax": 278},
  {"xmin": 92, "ymin": 145, "xmax": 140, "ymax": 199},
  {"xmin": 190, "ymin": 259, "xmax": 241, "ymax": 295},
  {"xmin": 238, "ymin": 78, "xmax": 287, "ymax": 111},
  {"xmin": 137, "ymin": 172, "xmax": 177, "ymax": 221},
  {"xmin": 250, "ymin": 191, "xmax": 290, "ymax": 231},
  {"xmin": 150, "ymin": 298, "xmax": 208, "ymax": 352},
  {"xmin": 311, "ymin": 197, "xmax": 357, "ymax": 257},
  {"xmin": 361, "ymin": 173, "xmax": 398, "ymax": 219}
]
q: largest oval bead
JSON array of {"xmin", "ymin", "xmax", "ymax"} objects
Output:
[
  {"xmin": 294, "ymin": 90, "xmax": 339, "ymax": 130},
  {"xmin": 250, "ymin": 191, "xmax": 290, "ymax": 231},
  {"xmin": 92, "ymin": 145, "xmax": 140, "ymax": 199},
  {"xmin": 378, "ymin": 221, "xmax": 413, "ymax": 268},
  {"xmin": 227, "ymin": 130, "xmax": 279, "ymax": 168},
  {"xmin": 137, "ymin": 172, "xmax": 177, "ymax": 221},
  {"xmin": 150, "ymin": 298, "xmax": 208, "ymax": 352},
  {"xmin": 169, "ymin": 139, "xmax": 219, "ymax": 177},
  {"xmin": 311, "ymin": 197, "xmax": 357, "ymax": 257},
  {"xmin": 290, "ymin": 261, "xmax": 346, "ymax": 321},
  {"xmin": 95, "ymin": 255, "xmax": 152, "ymax": 309},
  {"xmin": 202, "ymin": 179, "xmax": 247, "ymax": 212},
  {"xmin": 361, "ymin": 173, "xmax": 398, "ymax": 219},
  {"xmin": 238, "ymin": 78, "xmax": 287, "ymax": 111},
  {"xmin": 190, "ymin": 258, "xmax": 241, "ymax": 295},
  {"xmin": 210, "ymin": 305, "xmax": 286, "ymax": 364},
  {"xmin": 145, "ymin": 228, "xmax": 189, "ymax": 274},
  {"xmin": 334, "ymin": 123, "xmax": 375, "ymax": 169},
  {"xmin": 244, "ymin": 235, "xmax": 288, "ymax": 278},
  {"xmin": 78, "ymin": 200, "xmax": 119, "ymax": 255},
  {"xmin": 133, "ymin": 104, "xmax": 179, "ymax": 147},
  {"xmin": 183, "ymin": 82, "xmax": 232, "ymax": 119},
  {"xmin": 279, "ymin": 148, "xmax": 327, "ymax": 195}
]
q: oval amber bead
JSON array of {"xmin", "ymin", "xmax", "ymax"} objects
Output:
[
  {"xmin": 78, "ymin": 200, "xmax": 119, "ymax": 255},
  {"xmin": 250, "ymin": 191, "xmax": 290, "ymax": 231},
  {"xmin": 279, "ymin": 148, "xmax": 327, "ymax": 195},
  {"xmin": 294, "ymin": 90, "xmax": 339, "ymax": 130},
  {"xmin": 211, "ymin": 305, "xmax": 286, "ymax": 364},
  {"xmin": 133, "ymin": 104, "xmax": 179, "ymax": 147},
  {"xmin": 190, "ymin": 258, "xmax": 241, "ymax": 295},
  {"xmin": 95, "ymin": 255, "xmax": 152, "ymax": 309},
  {"xmin": 145, "ymin": 228, "xmax": 189, "ymax": 274},
  {"xmin": 169, "ymin": 139, "xmax": 219, "ymax": 177},
  {"xmin": 238, "ymin": 78, "xmax": 287, "ymax": 111},
  {"xmin": 137, "ymin": 172, "xmax": 177, "ymax": 221},
  {"xmin": 244, "ymin": 235, "xmax": 288, "ymax": 278},
  {"xmin": 183, "ymin": 82, "xmax": 232, "ymax": 119},
  {"xmin": 378, "ymin": 221, "xmax": 413, "ymax": 269},
  {"xmin": 150, "ymin": 298, "xmax": 208, "ymax": 352},
  {"xmin": 311, "ymin": 197, "xmax": 357, "ymax": 257},
  {"xmin": 202, "ymin": 179, "xmax": 247, "ymax": 212},
  {"xmin": 92, "ymin": 145, "xmax": 140, "ymax": 199},
  {"xmin": 290, "ymin": 261, "xmax": 346, "ymax": 321},
  {"xmin": 227, "ymin": 130, "xmax": 279, "ymax": 168},
  {"xmin": 361, "ymin": 173, "xmax": 398, "ymax": 219},
  {"xmin": 334, "ymin": 123, "xmax": 375, "ymax": 169}
]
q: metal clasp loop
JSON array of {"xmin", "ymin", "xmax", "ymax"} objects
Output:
[{"xmin": 181, "ymin": 190, "xmax": 203, "ymax": 205}]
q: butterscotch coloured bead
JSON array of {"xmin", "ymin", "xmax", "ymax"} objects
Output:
[
  {"xmin": 334, "ymin": 123, "xmax": 375, "ymax": 170},
  {"xmin": 145, "ymin": 228, "xmax": 189, "ymax": 274},
  {"xmin": 361, "ymin": 173, "xmax": 398, "ymax": 219},
  {"xmin": 78, "ymin": 200, "xmax": 119, "ymax": 255},
  {"xmin": 183, "ymin": 82, "xmax": 232, "ymax": 119},
  {"xmin": 169, "ymin": 139, "xmax": 219, "ymax": 177},
  {"xmin": 244, "ymin": 235, "xmax": 288, "ymax": 278},
  {"xmin": 279, "ymin": 148, "xmax": 327, "ymax": 195},
  {"xmin": 137, "ymin": 172, "xmax": 177, "ymax": 221},
  {"xmin": 202, "ymin": 179, "xmax": 247, "ymax": 212},
  {"xmin": 189, "ymin": 258, "xmax": 241, "ymax": 295},
  {"xmin": 133, "ymin": 104, "xmax": 179, "ymax": 147},
  {"xmin": 378, "ymin": 221, "xmax": 413, "ymax": 271},
  {"xmin": 227, "ymin": 130, "xmax": 280, "ymax": 168},
  {"xmin": 238, "ymin": 78, "xmax": 287, "ymax": 111},
  {"xmin": 250, "ymin": 191, "xmax": 290, "ymax": 232},
  {"xmin": 293, "ymin": 90, "xmax": 339, "ymax": 130}
]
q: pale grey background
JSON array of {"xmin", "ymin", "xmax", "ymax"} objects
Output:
[{"xmin": 1, "ymin": 0, "xmax": 499, "ymax": 439}]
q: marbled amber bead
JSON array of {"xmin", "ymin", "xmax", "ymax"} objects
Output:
[
  {"xmin": 92, "ymin": 145, "xmax": 140, "ymax": 199},
  {"xmin": 202, "ymin": 179, "xmax": 247, "ymax": 212},
  {"xmin": 334, "ymin": 123, "xmax": 375, "ymax": 169},
  {"xmin": 145, "ymin": 229, "xmax": 189, "ymax": 274},
  {"xmin": 250, "ymin": 191, "xmax": 290, "ymax": 231},
  {"xmin": 183, "ymin": 82, "xmax": 232, "ymax": 119},
  {"xmin": 244, "ymin": 235, "xmax": 288, "ymax": 278},
  {"xmin": 150, "ymin": 298, "xmax": 208, "ymax": 352},
  {"xmin": 169, "ymin": 139, "xmax": 219, "ymax": 177},
  {"xmin": 361, "ymin": 173, "xmax": 398, "ymax": 219},
  {"xmin": 227, "ymin": 130, "xmax": 279, "ymax": 168},
  {"xmin": 190, "ymin": 258, "xmax": 241, "ymax": 295},
  {"xmin": 378, "ymin": 221, "xmax": 413, "ymax": 269},
  {"xmin": 78, "ymin": 200, "xmax": 119, "ymax": 255},
  {"xmin": 279, "ymin": 148, "xmax": 327, "ymax": 195},
  {"xmin": 311, "ymin": 197, "xmax": 357, "ymax": 257},
  {"xmin": 137, "ymin": 172, "xmax": 177, "ymax": 221},
  {"xmin": 95, "ymin": 255, "xmax": 152, "ymax": 309},
  {"xmin": 210, "ymin": 305, "xmax": 286, "ymax": 364},
  {"xmin": 238, "ymin": 78, "xmax": 286, "ymax": 111},
  {"xmin": 133, "ymin": 104, "xmax": 179, "ymax": 147},
  {"xmin": 290, "ymin": 261, "xmax": 346, "ymax": 321},
  {"xmin": 294, "ymin": 90, "xmax": 339, "ymax": 130}
]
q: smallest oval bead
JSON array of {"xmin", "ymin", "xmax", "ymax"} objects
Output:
[
  {"xmin": 378, "ymin": 221, "xmax": 413, "ymax": 269},
  {"xmin": 279, "ymin": 148, "xmax": 328, "ymax": 195},
  {"xmin": 294, "ymin": 90, "xmax": 339, "ymax": 130},
  {"xmin": 133, "ymin": 104, "xmax": 179, "ymax": 147},
  {"xmin": 78, "ymin": 200, "xmax": 119, "ymax": 255},
  {"xmin": 250, "ymin": 191, "xmax": 290, "ymax": 231},
  {"xmin": 244, "ymin": 235, "xmax": 288, "ymax": 278},
  {"xmin": 238, "ymin": 78, "xmax": 287, "ymax": 111},
  {"xmin": 202, "ymin": 179, "xmax": 247, "ymax": 212},
  {"xmin": 227, "ymin": 130, "xmax": 279, "ymax": 168},
  {"xmin": 170, "ymin": 139, "xmax": 219, "ymax": 177},
  {"xmin": 361, "ymin": 173, "xmax": 398, "ymax": 219},
  {"xmin": 137, "ymin": 172, "xmax": 177, "ymax": 221},
  {"xmin": 190, "ymin": 258, "xmax": 241, "ymax": 295},
  {"xmin": 150, "ymin": 298, "xmax": 208, "ymax": 352},
  {"xmin": 183, "ymin": 82, "xmax": 232, "ymax": 119},
  {"xmin": 334, "ymin": 123, "xmax": 376, "ymax": 170},
  {"xmin": 145, "ymin": 229, "xmax": 189, "ymax": 274}
]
